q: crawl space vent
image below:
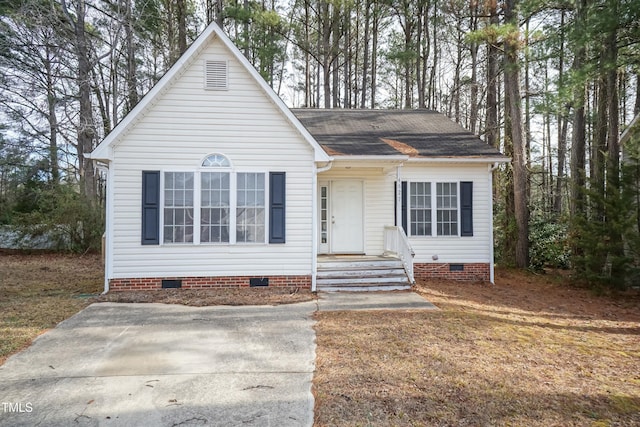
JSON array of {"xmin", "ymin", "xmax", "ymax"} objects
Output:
[
  {"xmin": 162, "ymin": 279, "xmax": 182, "ymax": 288},
  {"xmin": 250, "ymin": 277, "xmax": 269, "ymax": 287},
  {"xmin": 204, "ymin": 60, "xmax": 228, "ymax": 90},
  {"xmin": 449, "ymin": 264, "xmax": 464, "ymax": 272}
]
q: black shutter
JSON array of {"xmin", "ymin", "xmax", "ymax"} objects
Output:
[
  {"xmin": 460, "ymin": 181, "xmax": 473, "ymax": 237},
  {"xmin": 141, "ymin": 171, "xmax": 160, "ymax": 245},
  {"xmin": 401, "ymin": 181, "xmax": 408, "ymax": 233},
  {"xmin": 269, "ymin": 172, "xmax": 286, "ymax": 243}
]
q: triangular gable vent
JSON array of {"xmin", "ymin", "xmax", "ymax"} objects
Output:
[{"xmin": 204, "ymin": 60, "xmax": 228, "ymax": 90}]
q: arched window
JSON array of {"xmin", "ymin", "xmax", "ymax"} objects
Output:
[{"xmin": 202, "ymin": 153, "xmax": 231, "ymax": 168}]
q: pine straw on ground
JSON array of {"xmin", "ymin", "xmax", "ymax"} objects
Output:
[
  {"xmin": 313, "ymin": 269, "xmax": 640, "ymax": 427},
  {"xmin": 93, "ymin": 286, "xmax": 314, "ymax": 306}
]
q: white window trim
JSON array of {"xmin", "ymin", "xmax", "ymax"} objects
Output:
[
  {"xmin": 408, "ymin": 181, "xmax": 461, "ymax": 238},
  {"xmin": 160, "ymin": 167, "xmax": 269, "ymax": 246}
]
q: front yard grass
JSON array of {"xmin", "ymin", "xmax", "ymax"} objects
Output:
[
  {"xmin": 0, "ymin": 252, "xmax": 103, "ymax": 365},
  {"xmin": 313, "ymin": 269, "xmax": 640, "ymax": 426}
]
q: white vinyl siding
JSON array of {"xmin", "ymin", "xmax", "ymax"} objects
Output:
[
  {"xmin": 109, "ymin": 37, "xmax": 315, "ymax": 279},
  {"xmin": 403, "ymin": 163, "xmax": 492, "ymax": 264}
]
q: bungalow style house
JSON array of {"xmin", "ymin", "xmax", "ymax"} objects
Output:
[{"xmin": 88, "ymin": 22, "xmax": 507, "ymax": 293}]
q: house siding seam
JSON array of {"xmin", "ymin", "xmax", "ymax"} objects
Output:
[
  {"xmin": 109, "ymin": 275, "xmax": 311, "ymax": 291},
  {"xmin": 414, "ymin": 263, "xmax": 490, "ymax": 282}
]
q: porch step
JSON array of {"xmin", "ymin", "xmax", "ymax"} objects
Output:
[{"xmin": 317, "ymin": 256, "xmax": 411, "ymax": 292}]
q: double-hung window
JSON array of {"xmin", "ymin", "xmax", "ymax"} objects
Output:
[
  {"xmin": 200, "ymin": 172, "xmax": 230, "ymax": 243},
  {"xmin": 436, "ymin": 183, "xmax": 458, "ymax": 236},
  {"xmin": 408, "ymin": 182, "xmax": 459, "ymax": 237},
  {"xmin": 164, "ymin": 172, "xmax": 194, "ymax": 243},
  {"xmin": 410, "ymin": 182, "xmax": 432, "ymax": 236},
  {"xmin": 160, "ymin": 154, "xmax": 269, "ymax": 245},
  {"xmin": 236, "ymin": 173, "xmax": 265, "ymax": 243}
]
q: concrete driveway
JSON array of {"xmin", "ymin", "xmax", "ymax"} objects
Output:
[{"xmin": 0, "ymin": 302, "xmax": 317, "ymax": 427}]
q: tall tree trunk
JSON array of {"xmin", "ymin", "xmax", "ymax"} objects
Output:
[
  {"xmin": 321, "ymin": 1, "xmax": 332, "ymax": 108},
  {"xmin": 177, "ymin": 0, "xmax": 187, "ymax": 56},
  {"xmin": 360, "ymin": 0, "xmax": 371, "ymax": 108},
  {"xmin": 469, "ymin": 1, "xmax": 479, "ymax": 134},
  {"xmin": 370, "ymin": 1, "xmax": 380, "ymax": 108},
  {"xmin": 125, "ymin": 0, "xmax": 138, "ymax": 114},
  {"xmin": 570, "ymin": 0, "xmax": 587, "ymax": 219},
  {"xmin": 45, "ymin": 45, "xmax": 59, "ymax": 184},
  {"xmin": 554, "ymin": 10, "xmax": 567, "ymax": 214},
  {"xmin": 61, "ymin": 0, "xmax": 96, "ymax": 199},
  {"xmin": 593, "ymin": 72, "xmax": 608, "ymax": 220},
  {"xmin": 504, "ymin": 0, "xmax": 529, "ymax": 268},
  {"xmin": 485, "ymin": 0, "xmax": 499, "ymax": 148}
]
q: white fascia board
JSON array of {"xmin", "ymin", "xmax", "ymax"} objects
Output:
[
  {"xmin": 405, "ymin": 156, "xmax": 510, "ymax": 164},
  {"xmin": 89, "ymin": 22, "xmax": 330, "ymax": 163},
  {"xmin": 621, "ymin": 113, "xmax": 640, "ymax": 146},
  {"xmin": 330, "ymin": 155, "xmax": 410, "ymax": 162}
]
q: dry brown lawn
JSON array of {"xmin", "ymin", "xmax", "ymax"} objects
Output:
[
  {"xmin": 0, "ymin": 252, "xmax": 103, "ymax": 365},
  {"xmin": 0, "ymin": 252, "xmax": 313, "ymax": 364},
  {"xmin": 313, "ymin": 269, "xmax": 640, "ymax": 427}
]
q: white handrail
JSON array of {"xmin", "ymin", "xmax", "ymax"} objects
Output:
[{"xmin": 383, "ymin": 225, "xmax": 415, "ymax": 284}]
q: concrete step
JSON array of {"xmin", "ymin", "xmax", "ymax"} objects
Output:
[
  {"xmin": 317, "ymin": 284, "xmax": 412, "ymax": 292},
  {"xmin": 316, "ymin": 275, "xmax": 409, "ymax": 286},
  {"xmin": 317, "ymin": 268, "xmax": 407, "ymax": 279},
  {"xmin": 317, "ymin": 260, "xmax": 403, "ymax": 270},
  {"xmin": 316, "ymin": 256, "xmax": 411, "ymax": 291}
]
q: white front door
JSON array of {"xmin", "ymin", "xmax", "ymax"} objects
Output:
[{"xmin": 331, "ymin": 180, "xmax": 364, "ymax": 253}]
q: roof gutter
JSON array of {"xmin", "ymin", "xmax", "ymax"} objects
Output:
[{"xmin": 406, "ymin": 156, "xmax": 510, "ymax": 164}]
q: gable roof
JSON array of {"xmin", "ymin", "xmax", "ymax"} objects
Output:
[
  {"xmin": 621, "ymin": 112, "xmax": 640, "ymax": 146},
  {"xmin": 89, "ymin": 22, "xmax": 329, "ymax": 162},
  {"xmin": 292, "ymin": 109, "xmax": 506, "ymax": 161}
]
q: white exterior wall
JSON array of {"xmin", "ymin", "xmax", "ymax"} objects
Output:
[
  {"xmin": 318, "ymin": 167, "xmax": 395, "ymax": 255},
  {"xmin": 109, "ymin": 36, "xmax": 315, "ymax": 279},
  {"xmin": 318, "ymin": 163, "xmax": 493, "ymax": 263},
  {"xmin": 402, "ymin": 163, "xmax": 493, "ymax": 264}
]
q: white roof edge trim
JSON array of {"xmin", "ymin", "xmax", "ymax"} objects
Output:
[
  {"xmin": 330, "ymin": 155, "xmax": 410, "ymax": 162},
  {"xmin": 621, "ymin": 113, "xmax": 640, "ymax": 145},
  {"xmin": 90, "ymin": 21, "xmax": 330, "ymax": 163},
  {"xmin": 406, "ymin": 156, "xmax": 510, "ymax": 164},
  {"xmin": 329, "ymin": 155, "xmax": 509, "ymax": 163}
]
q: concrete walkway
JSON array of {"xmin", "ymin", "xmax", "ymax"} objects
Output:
[
  {"xmin": 317, "ymin": 290, "xmax": 438, "ymax": 311},
  {"xmin": 0, "ymin": 302, "xmax": 317, "ymax": 427}
]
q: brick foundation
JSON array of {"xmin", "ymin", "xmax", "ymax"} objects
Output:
[
  {"xmin": 414, "ymin": 263, "xmax": 490, "ymax": 282},
  {"xmin": 109, "ymin": 275, "xmax": 312, "ymax": 291}
]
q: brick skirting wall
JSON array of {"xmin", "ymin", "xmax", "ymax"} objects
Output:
[
  {"xmin": 414, "ymin": 263, "xmax": 490, "ymax": 282},
  {"xmin": 109, "ymin": 275, "xmax": 312, "ymax": 291}
]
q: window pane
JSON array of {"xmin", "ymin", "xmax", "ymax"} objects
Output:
[
  {"xmin": 436, "ymin": 182, "xmax": 458, "ymax": 236},
  {"xmin": 163, "ymin": 172, "xmax": 194, "ymax": 243},
  {"xmin": 200, "ymin": 173, "xmax": 230, "ymax": 243},
  {"xmin": 236, "ymin": 173, "xmax": 265, "ymax": 243},
  {"xmin": 409, "ymin": 182, "xmax": 431, "ymax": 236}
]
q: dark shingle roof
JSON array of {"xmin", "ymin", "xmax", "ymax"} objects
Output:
[{"xmin": 291, "ymin": 109, "xmax": 504, "ymax": 158}]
